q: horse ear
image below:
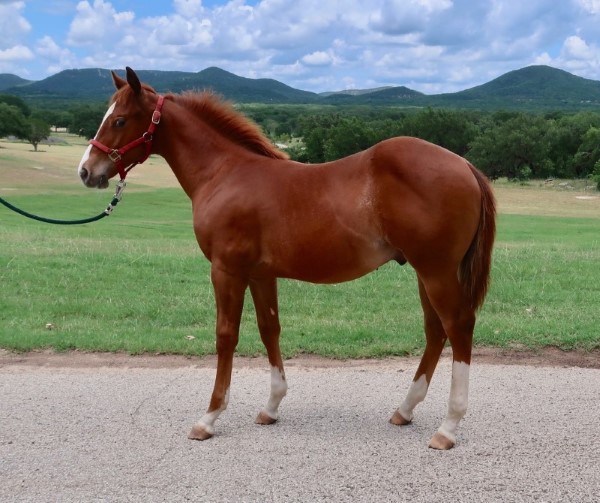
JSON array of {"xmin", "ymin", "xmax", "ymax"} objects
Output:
[
  {"xmin": 125, "ymin": 67, "xmax": 142, "ymax": 95},
  {"xmin": 111, "ymin": 70, "xmax": 127, "ymax": 90}
]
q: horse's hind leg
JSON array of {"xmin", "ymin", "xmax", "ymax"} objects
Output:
[
  {"xmin": 391, "ymin": 277, "xmax": 447, "ymax": 426},
  {"xmin": 249, "ymin": 277, "xmax": 287, "ymax": 425},
  {"xmin": 419, "ymin": 270, "xmax": 476, "ymax": 450}
]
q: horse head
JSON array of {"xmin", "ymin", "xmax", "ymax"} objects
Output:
[{"xmin": 78, "ymin": 67, "xmax": 161, "ymax": 188}]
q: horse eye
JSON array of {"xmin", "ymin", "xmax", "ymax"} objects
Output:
[{"xmin": 114, "ymin": 117, "xmax": 126, "ymax": 128}]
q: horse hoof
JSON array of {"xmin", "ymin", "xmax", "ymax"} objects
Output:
[
  {"xmin": 428, "ymin": 432, "xmax": 455, "ymax": 450},
  {"xmin": 389, "ymin": 410, "xmax": 411, "ymax": 426},
  {"xmin": 255, "ymin": 410, "xmax": 277, "ymax": 425},
  {"xmin": 188, "ymin": 424, "xmax": 213, "ymax": 441}
]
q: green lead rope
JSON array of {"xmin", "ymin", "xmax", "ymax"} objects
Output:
[{"xmin": 0, "ymin": 181, "xmax": 126, "ymax": 225}]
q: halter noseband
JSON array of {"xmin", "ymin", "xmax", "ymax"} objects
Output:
[{"xmin": 89, "ymin": 95, "xmax": 165, "ymax": 180}]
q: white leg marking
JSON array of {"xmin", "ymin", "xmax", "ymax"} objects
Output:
[
  {"xmin": 437, "ymin": 361, "xmax": 470, "ymax": 444},
  {"xmin": 263, "ymin": 366, "xmax": 287, "ymax": 420},
  {"xmin": 77, "ymin": 101, "xmax": 116, "ymax": 175},
  {"xmin": 397, "ymin": 373, "xmax": 428, "ymax": 422},
  {"xmin": 194, "ymin": 388, "xmax": 230, "ymax": 436}
]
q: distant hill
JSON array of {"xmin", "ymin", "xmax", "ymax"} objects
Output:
[
  {"xmin": 9, "ymin": 68, "xmax": 116, "ymax": 100},
  {"xmin": 0, "ymin": 74, "xmax": 32, "ymax": 91},
  {"xmin": 323, "ymin": 86, "xmax": 424, "ymax": 104},
  {"xmin": 429, "ymin": 65, "xmax": 600, "ymax": 109},
  {"xmin": 4, "ymin": 66, "xmax": 319, "ymax": 106},
  {"xmin": 165, "ymin": 67, "xmax": 319, "ymax": 103},
  {"xmin": 3, "ymin": 64, "xmax": 600, "ymax": 111},
  {"xmin": 319, "ymin": 86, "xmax": 394, "ymax": 97}
]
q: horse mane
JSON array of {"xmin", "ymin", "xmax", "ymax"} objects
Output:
[{"xmin": 167, "ymin": 91, "xmax": 289, "ymax": 160}]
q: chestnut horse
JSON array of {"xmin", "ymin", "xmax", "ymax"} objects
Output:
[{"xmin": 78, "ymin": 68, "xmax": 495, "ymax": 449}]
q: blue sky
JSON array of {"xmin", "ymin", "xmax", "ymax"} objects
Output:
[{"xmin": 1, "ymin": 0, "xmax": 600, "ymax": 94}]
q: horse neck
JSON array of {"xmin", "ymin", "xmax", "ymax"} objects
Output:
[{"xmin": 152, "ymin": 99, "xmax": 237, "ymax": 199}]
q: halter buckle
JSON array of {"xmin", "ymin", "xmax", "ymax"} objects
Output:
[
  {"xmin": 108, "ymin": 150, "xmax": 122, "ymax": 163},
  {"xmin": 152, "ymin": 110, "xmax": 161, "ymax": 124}
]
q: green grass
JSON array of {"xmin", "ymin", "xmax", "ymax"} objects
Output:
[
  {"xmin": 1, "ymin": 188, "xmax": 600, "ymax": 357},
  {"xmin": 479, "ymin": 214, "xmax": 600, "ymax": 350}
]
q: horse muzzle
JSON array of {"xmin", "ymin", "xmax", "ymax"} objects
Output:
[{"xmin": 79, "ymin": 166, "xmax": 110, "ymax": 189}]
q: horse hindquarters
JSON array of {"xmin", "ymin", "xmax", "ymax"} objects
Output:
[{"xmin": 382, "ymin": 147, "xmax": 496, "ymax": 449}]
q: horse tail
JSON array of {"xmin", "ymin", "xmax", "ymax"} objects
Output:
[{"xmin": 459, "ymin": 162, "xmax": 496, "ymax": 311}]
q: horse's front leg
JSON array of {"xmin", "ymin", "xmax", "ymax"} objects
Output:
[
  {"xmin": 188, "ymin": 267, "xmax": 247, "ymax": 441},
  {"xmin": 249, "ymin": 277, "xmax": 287, "ymax": 425}
]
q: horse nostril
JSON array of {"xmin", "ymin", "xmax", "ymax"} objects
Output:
[{"xmin": 79, "ymin": 167, "xmax": 88, "ymax": 180}]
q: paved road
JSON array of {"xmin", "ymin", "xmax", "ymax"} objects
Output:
[{"xmin": 1, "ymin": 354, "xmax": 599, "ymax": 502}]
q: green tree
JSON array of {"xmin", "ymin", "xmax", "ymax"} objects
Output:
[
  {"xmin": 572, "ymin": 127, "xmax": 600, "ymax": 177},
  {"xmin": 296, "ymin": 114, "xmax": 344, "ymax": 162},
  {"xmin": 0, "ymin": 94, "xmax": 30, "ymax": 117},
  {"xmin": 0, "ymin": 102, "xmax": 29, "ymax": 139},
  {"xmin": 467, "ymin": 114, "xmax": 552, "ymax": 180},
  {"xmin": 68, "ymin": 104, "xmax": 106, "ymax": 138},
  {"xmin": 26, "ymin": 118, "xmax": 51, "ymax": 152},
  {"xmin": 32, "ymin": 109, "xmax": 72, "ymax": 131},
  {"xmin": 323, "ymin": 117, "xmax": 373, "ymax": 161},
  {"xmin": 546, "ymin": 112, "xmax": 600, "ymax": 177},
  {"xmin": 369, "ymin": 118, "xmax": 409, "ymax": 144},
  {"xmin": 404, "ymin": 108, "xmax": 479, "ymax": 156},
  {"xmin": 591, "ymin": 160, "xmax": 600, "ymax": 190}
]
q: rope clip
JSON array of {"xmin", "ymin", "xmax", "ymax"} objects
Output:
[{"xmin": 114, "ymin": 179, "xmax": 127, "ymax": 202}]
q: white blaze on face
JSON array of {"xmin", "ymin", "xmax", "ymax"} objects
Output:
[{"xmin": 77, "ymin": 101, "xmax": 116, "ymax": 175}]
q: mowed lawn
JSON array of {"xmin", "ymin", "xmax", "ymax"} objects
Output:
[{"xmin": 1, "ymin": 136, "xmax": 599, "ymax": 357}]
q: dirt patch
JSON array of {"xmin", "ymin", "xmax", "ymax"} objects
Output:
[
  {"xmin": 470, "ymin": 346, "xmax": 600, "ymax": 369},
  {"xmin": 1, "ymin": 346, "xmax": 598, "ymax": 370}
]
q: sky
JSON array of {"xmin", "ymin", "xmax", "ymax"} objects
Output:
[{"xmin": 1, "ymin": 0, "xmax": 600, "ymax": 94}]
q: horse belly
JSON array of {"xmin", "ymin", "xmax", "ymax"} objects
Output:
[{"xmin": 267, "ymin": 233, "xmax": 396, "ymax": 284}]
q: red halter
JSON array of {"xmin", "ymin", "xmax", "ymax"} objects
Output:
[{"xmin": 89, "ymin": 95, "xmax": 165, "ymax": 180}]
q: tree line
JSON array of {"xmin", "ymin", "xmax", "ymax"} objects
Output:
[
  {"xmin": 2, "ymin": 94, "xmax": 599, "ymax": 189},
  {"xmin": 244, "ymin": 106, "xmax": 600, "ymax": 188}
]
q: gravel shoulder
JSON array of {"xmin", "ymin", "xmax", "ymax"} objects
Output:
[{"xmin": 1, "ymin": 348, "xmax": 599, "ymax": 503}]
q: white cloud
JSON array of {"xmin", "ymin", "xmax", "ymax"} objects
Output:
[
  {"xmin": 370, "ymin": 0, "xmax": 452, "ymax": 35},
  {"xmin": 68, "ymin": 0, "xmax": 135, "ymax": 45},
  {"xmin": 4, "ymin": 0, "xmax": 600, "ymax": 93},
  {"xmin": 574, "ymin": 0, "xmax": 600, "ymax": 14},
  {"xmin": 559, "ymin": 35, "xmax": 600, "ymax": 76},
  {"xmin": 0, "ymin": 45, "xmax": 34, "ymax": 62},
  {"xmin": 0, "ymin": 1, "xmax": 31, "ymax": 49},
  {"xmin": 174, "ymin": 0, "xmax": 205, "ymax": 18},
  {"xmin": 529, "ymin": 34, "xmax": 600, "ymax": 82},
  {"xmin": 36, "ymin": 36, "xmax": 69, "ymax": 59},
  {"xmin": 35, "ymin": 35, "xmax": 77, "ymax": 76},
  {"xmin": 301, "ymin": 51, "xmax": 334, "ymax": 67},
  {"xmin": 562, "ymin": 35, "xmax": 596, "ymax": 59}
]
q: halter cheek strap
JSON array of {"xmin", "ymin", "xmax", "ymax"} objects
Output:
[{"xmin": 89, "ymin": 95, "xmax": 165, "ymax": 180}]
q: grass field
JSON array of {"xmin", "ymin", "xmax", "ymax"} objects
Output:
[{"xmin": 1, "ymin": 134, "xmax": 599, "ymax": 357}]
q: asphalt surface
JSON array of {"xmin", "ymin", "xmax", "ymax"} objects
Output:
[{"xmin": 1, "ymin": 354, "xmax": 599, "ymax": 503}]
